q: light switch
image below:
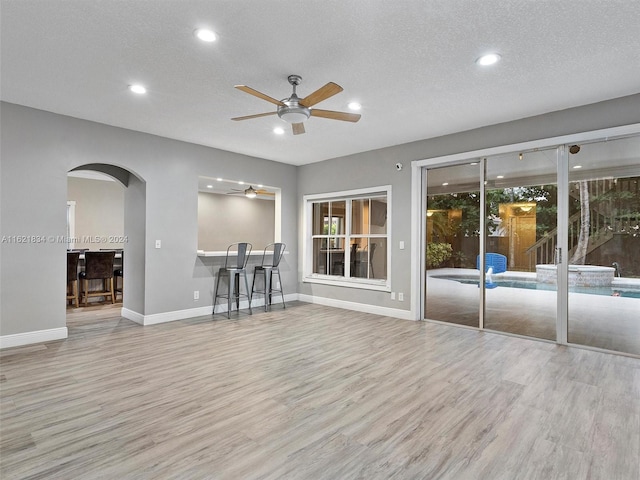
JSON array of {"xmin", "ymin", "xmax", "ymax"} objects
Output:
[
  {"xmin": 155, "ymin": 240, "xmax": 161, "ymax": 249},
  {"xmin": 399, "ymin": 241, "xmax": 405, "ymax": 250}
]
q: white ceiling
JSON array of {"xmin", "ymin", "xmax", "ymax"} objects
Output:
[{"xmin": 2, "ymin": 1, "xmax": 639, "ymax": 166}]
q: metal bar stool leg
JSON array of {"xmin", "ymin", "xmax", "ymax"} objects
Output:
[
  {"xmin": 250, "ymin": 269, "xmax": 258, "ymax": 311},
  {"xmin": 243, "ymin": 271, "xmax": 252, "ymax": 315},
  {"xmin": 227, "ymin": 272, "xmax": 233, "ymax": 319},
  {"xmin": 276, "ymin": 269, "xmax": 285, "ymax": 308},
  {"xmin": 213, "ymin": 270, "xmax": 222, "ymax": 315},
  {"xmin": 264, "ymin": 268, "xmax": 272, "ymax": 311}
]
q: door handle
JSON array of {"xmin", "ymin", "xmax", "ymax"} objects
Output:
[{"xmin": 555, "ymin": 247, "xmax": 562, "ymax": 265}]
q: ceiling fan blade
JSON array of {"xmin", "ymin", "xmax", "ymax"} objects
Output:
[
  {"xmin": 235, "ymin": 85, "xmax": 285, "ymax": 106},
  {"xmin": 310, "ymin": 109, "xmax": 361, "ymax": 122},
  {"xmin": 231, "ymin": 111, "xmax": 277, "ymax": 121},
  {"xmin": 299, "ymin": 82, "xmax": 343, "ymax": 107},
  {"xmin": 255, "ymin": 190, "xmax": 275, "ymax": 196},
  {"xmin": 292, "ymin": 123, "xmax": 305, "ymax": 135}
]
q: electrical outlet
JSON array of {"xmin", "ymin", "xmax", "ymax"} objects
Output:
[
  {"xmin": 193, "ymin": 290, "xmax": 199, "ymax": 300},
  {"xmin": 398, "ymin": 292, "xmax": 404, "ymax": 301},
  {"xmin": 390, "ymin": 292, "xmax": 395, "ymax": 300}
]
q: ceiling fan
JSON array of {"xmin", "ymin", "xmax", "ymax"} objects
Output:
[
  {"xmin": 227, "ymin": 185, "xmax": 275, "ymax": 199},
  {"xmin": 232, "ymin": 75, "xmax": 361, "ymax": 135}
]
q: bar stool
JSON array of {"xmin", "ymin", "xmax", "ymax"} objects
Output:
[
  {"xmin": 213, "ymin": 242, "xmax": 253, "ymax": 318},
  {"xmin": 79, "ymin": 251, "xmax": 116, "ymax": 306},
  {"xmin": 66, "ymin": 251, "xmax": 80, "ymax": 308},
  {"xmin": 101, "ymin": 249, "xmax": 123, "ymax": 299},
  {"xmin": 251, "ymin": 242, "xmax": 286, "ymax": 311}
]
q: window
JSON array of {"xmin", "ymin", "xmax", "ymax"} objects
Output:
[
  {"xmin": 304, "ymin": 186, "xmax": 390, "ymax": 290},
  {"xmin": 67, "ymin": 200, "xmax": 76, "ymax": 250}
]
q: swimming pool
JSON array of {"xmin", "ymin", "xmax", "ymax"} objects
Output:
[{"xmin": 430, "ymin": 275, "xmax": 640, "ymax": 299}]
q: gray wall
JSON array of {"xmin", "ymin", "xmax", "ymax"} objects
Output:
[
  {"xmin": 197, "ymin": 192, "xmax": 275, "ymax": 251},
  {"xmin": 297, "ymin": 94, "xmax": 640, "ymax": 310},
  {"xmin": 0, "ymin": 102, "xmax": 298, "ymax": 336},
  {"xmin": 2, "ymin": 94, "xmax": 639, "ymax": 339},
  {"xmin": 123, "ymin": 175, "xmax": 146, "ymax": 315}
]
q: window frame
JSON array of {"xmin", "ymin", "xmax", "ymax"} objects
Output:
[
  {"xmin": 67, "ymin": 200, "xmax": 76, "ymax": 250},
  {"xmin": 303, "ymin": 185, "xmax": 391, "ymax": 291}
]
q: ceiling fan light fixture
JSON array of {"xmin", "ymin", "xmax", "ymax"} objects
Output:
[
  {"xmin": 277, "ymin": 104, "xmax": 310, "ymax": 124},
  {"xmin": 233, "ymin": 75, "xmax": 359, "ymax": 133},
  {"xmin": 244, "ymin": 186, "xmax": 257, "ymax": 198}
]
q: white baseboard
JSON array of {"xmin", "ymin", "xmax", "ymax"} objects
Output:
[
  {"xmin": 297, "ymin": 294, "xmax": 414, "ymax": 321},
  {"xmin": 143, "ymin": 306, "xmax": 213, "ymax": 325},
  {"xmin": 121, "ymin": 293, "xmax": 299, "ymax": 326},
  {"xmin": 122, "ymin": 306, "xmax": 212, "ymax": 325},
  {"xmin": 1, "ymin": 294, "xmax": 407, "ymax": 349},
  {"xmin": 211, "ymin": 293, "xmax": 298, "ymax": 317},
  {"xmin": 0, "ymin": 327, "xmax": 68, "ymax": 349},
  {"xmin": 121, "ymin": 308, "xmax": 145, "ymax": 325}
]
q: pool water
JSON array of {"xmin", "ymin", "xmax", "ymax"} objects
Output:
[{"xmin": 432, "ymin": 276, "xmax": 640, "ymax": 299}]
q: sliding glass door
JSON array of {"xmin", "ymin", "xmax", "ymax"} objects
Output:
[
  {"xmin": 566, "ymin": 136, "xmax": 640, "ymax": 356},
  {"xmin": 423, "ymin": 134, "xmax": 640, "ymax": 357},
  {"xmin": 483, "ymin": 148, "xmax": 558, "ymax": 341},
  {"xmin": 424, "ymin": 162, "xmax": 480, "ymax": 327}
]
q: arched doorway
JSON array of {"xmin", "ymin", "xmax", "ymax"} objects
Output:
[{"xmin": 66, "ymin": 163, "xmax": 146, "ymax": 325}]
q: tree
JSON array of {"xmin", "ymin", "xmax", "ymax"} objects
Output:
[{"xmin": 570, "ymin": 180, "xmax": 590, "ymax": 265}]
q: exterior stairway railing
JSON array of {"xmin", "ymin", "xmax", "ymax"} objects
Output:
[{"xmin": 525, "ymin": 178, "xmax": 628, "ymax": 270}]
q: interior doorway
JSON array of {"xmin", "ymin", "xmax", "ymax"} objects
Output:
[{"xmin": 65, "ymin": 164, "xmax": 146, "ymax": 326}]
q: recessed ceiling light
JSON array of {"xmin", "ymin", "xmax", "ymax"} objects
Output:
[
  {"xmin": 257, "ymin": 184, "xmax": 263, "ymax": 188},
  {"xmin": 128, "ymin": 84, "xmax": 146, "ymax": 94},
  {"xmin": 273, "ymin": 127, "xmax": 285, "ymax": 135},
  {"xmin": 476, "ymin": 53, "xmax": 501, "ymax": 66},
  {"xmin": 206, "ymin": 184, "xmax": 213, "ymax": 189},
  {"xmin": 238, "ymin": 181, "xmax": 245, "ymax": 185},
  {"xmin": 194, "ymin": 28, "xmax": 217, "ymax": 42},
  {"xmin": 216, "ymin": 178, "xmax": 222, "ymax": 181},
  {"xmin": 348, "ymin": 102, "xmax": 361, "ymax": 111},
  {"xmin": 442, "ymin": 182, "xmax": 449, "ymax": 186},
  {"xmin": 573, "ymin": 165, "xmax": 583, "ymax": 169},
  {"xmin": 470, "ymin": 162, "xmax": 478, "ymax": 166},
  {"xmin": 496, "ymin": 175, "xmax": 505, "ymax": 179}
]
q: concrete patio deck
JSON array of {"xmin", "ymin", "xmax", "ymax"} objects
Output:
[{"xmin": 426, "ymin": 268, "xmax": 640, "ymax": 356}]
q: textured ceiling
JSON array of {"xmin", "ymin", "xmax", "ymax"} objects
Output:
[{"xmin": 2, "ymin": 0, "xmax": 639, "ymax": 166}]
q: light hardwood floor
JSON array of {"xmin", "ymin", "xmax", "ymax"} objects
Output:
[{"xmin": 1, "ymin": 302, "xmax": 639, "ymax": 479}]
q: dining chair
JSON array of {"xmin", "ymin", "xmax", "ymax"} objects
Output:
[
  {"xmin": 79, "ymin": 251, "xmax": 116, "ymax": 306},
  {"xmin": 114, "ymin": 250, "xmax": 124, "ymax": 301},
  {"xmin": 66, "ymin": 251, "xmax": 80, "ymax": 308}
]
